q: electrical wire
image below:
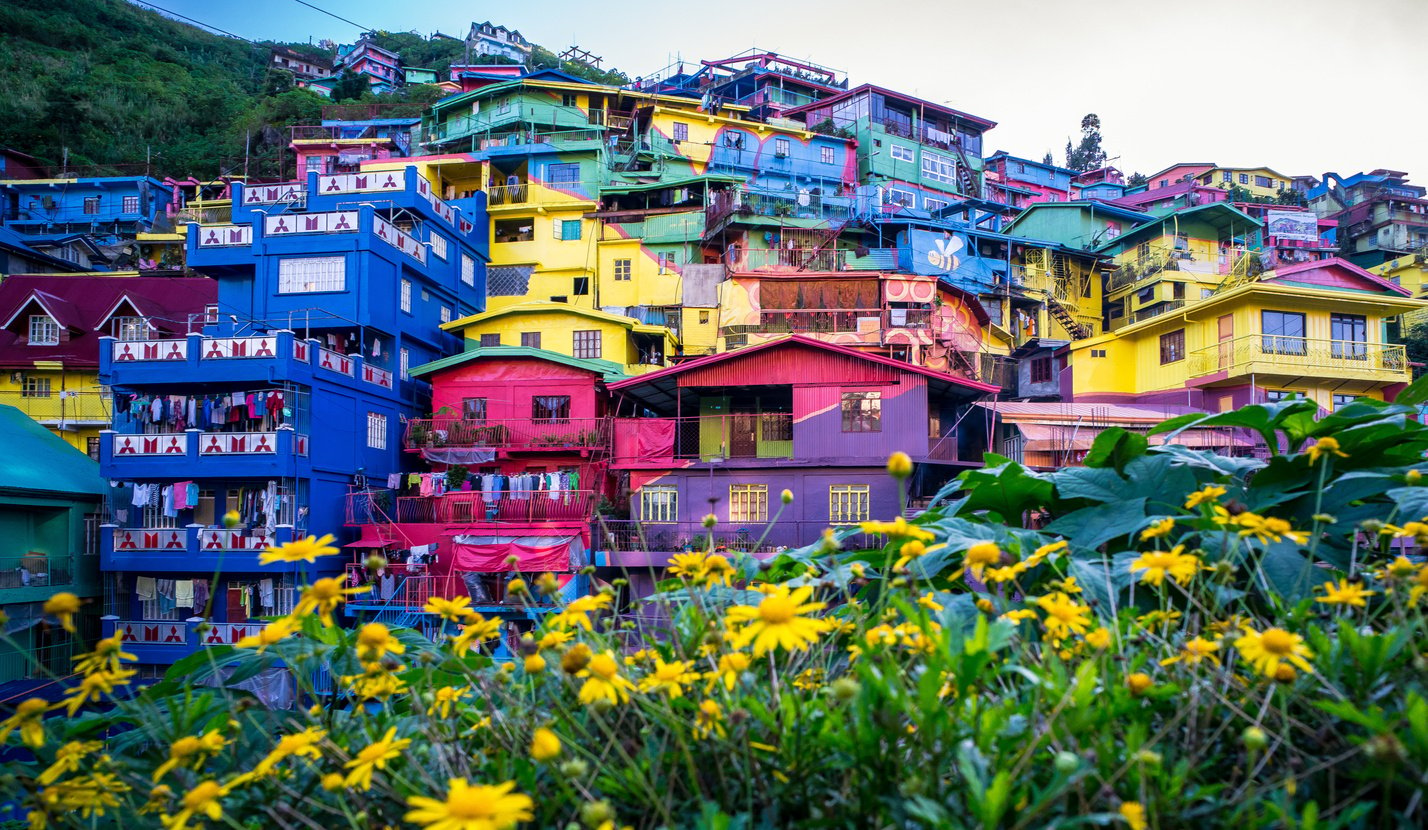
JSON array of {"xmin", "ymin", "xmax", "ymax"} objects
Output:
[
  {"xmin": 289, "ymin": 0, "xmax": 373, "ymax": 33},
  {"xmin": 127, "ymin": 1, "xmax": 255, "ymax": 42}
]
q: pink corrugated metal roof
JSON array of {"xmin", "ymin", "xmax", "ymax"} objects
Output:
[{"xmin": 977, "ymin": 401, "xmax": 1205, "ymax": 423}]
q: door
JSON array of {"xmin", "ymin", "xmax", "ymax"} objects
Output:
[
  {"xmin": 1217, "ymin": 315, "xmax": 1234, "ymax": 370},
  {"xmin": 730, "ymin": 414, "xmax": 758, "ymax": 458}
]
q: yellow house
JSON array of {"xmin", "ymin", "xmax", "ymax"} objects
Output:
[
  {"xmin": 1369, "ymin": 251, "xmax": 1428, "ymax": 327},
  {"xmin": 1066, "ymin": 259, "xmax": 1423, "ymax": 412},
  {"xmin": 442, "ymin": 302, "xmax": 679, "ymax": 375},
  {"xmin": 1147, "ymin": 163, "xmax": 1295, "ymax": 201}
]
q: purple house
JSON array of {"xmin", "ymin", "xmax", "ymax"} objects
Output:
[{"xmin": 596, "ymin": 336, "xmax": 995, "ymax": 585}]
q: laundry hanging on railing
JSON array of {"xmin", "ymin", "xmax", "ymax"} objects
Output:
[{"xmin": 115, "ymin": 390, "xmax": 288, "ymax": 432}]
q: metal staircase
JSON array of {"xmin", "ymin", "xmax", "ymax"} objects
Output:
[
  {"xmin": 1025, "ymin": 249, "xmax": 1093, "ymax": 340},
  {"xmin": 1213, "ymin": 251, "xmax": 1262, "ymax": 295}
]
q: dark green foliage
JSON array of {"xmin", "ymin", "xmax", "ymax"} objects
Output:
[{"xmin": 1063, "ymin": 113, "xmax": 1108, "ymax": 173}]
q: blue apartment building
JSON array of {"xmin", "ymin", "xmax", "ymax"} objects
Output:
[{"xmin": 95, "ymin": 164, "xmax": 489, "ymax": 667}]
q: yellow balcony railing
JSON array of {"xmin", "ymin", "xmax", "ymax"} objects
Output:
[
  {"xmin": 1187, "ymin": 335, "xmax": 1408, "ymax": 381},
  {"xmin": 0, "ymin": 390, "xmax": 111, "ymax": 423}
]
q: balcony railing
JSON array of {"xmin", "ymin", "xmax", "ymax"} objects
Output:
[
  {"xmin": 404, "ymin": 418, "xmax": 610, "ymax": 451},
  {"xmin": 0, "ymin": 390, "xmax": 111, "ymax": 423},
  {"xmin": 595, "ymin": 519, "xmax": 886, "ymax": 557},
  {"xmin": 612, "ymin": 415, "xmax": 794, "ymax": 462},
  {"xmin": 726, "ymin": 247, "xmax": 848, "ymax": 272},
  {"xmin": 106, "ymin": 429, "xmax": 308, "ymax": 460},
  {"xmin": 1187, "ymin": 336, "xmax": 1408, "ymax": 379},
  {"xmin": 347, "ymin": 490, "xmax": 597, "ymax": 525},
  {"xmin": 487, "ymin": 180, "xmax": 595, "ymax": 206},
  {"xmin": 0, "ymin": 553, "xmax": 73, "ymax": 589},
  {"xmin": 705, "ymin": 189, "xmax": 857, "ymax": 231},
  {"xmin": 724, "ymin": 308, "xmax": 882, "ymax": 335}
]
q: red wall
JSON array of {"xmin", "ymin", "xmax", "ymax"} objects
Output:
[{"xmin": 430, "ymin": 357, "xmax": 606, "ymax": 420}]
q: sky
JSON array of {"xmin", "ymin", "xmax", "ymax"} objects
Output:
[{"xmin": 136, "ymin": 0, "xmax": 1427, "ymax": 179}]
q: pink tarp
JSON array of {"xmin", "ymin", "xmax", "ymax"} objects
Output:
[
  {"xmin": 614, "ymin": 419, "xmax": 676, "ymax": 460},
  {"xmin": 451, "ymin": 537, "xmax": 573, "ymax": 571}
]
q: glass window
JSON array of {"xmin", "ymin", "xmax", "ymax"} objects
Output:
[
  {"xmin": 122, "ymin": 195, "xmax": 139, "ymax": 213},
  {"xmin": 28, "ymin": 314, "xmax": 60, "ymax": 345},
  {"xmin": 890, "ymin": 144, "xmax": 914, "ymax": 162},
  {"xmin": 21, "ymin": 376, "xmax": 51, "ymax": 397},
  {"xmin": 829, "ymin": 484, "xmax": 870, "ymax": 524},
  {"xmin": 640, "ymin": 485, "xmax": 678, "ymax": 523},
  {"xmin": 278, "ymin": 256, "xmax": 346, "ymax": 294},
  {"xmin": 553, "ymin": 219, "xmax": 581, "ymax": 241},
  {"xmin": 820, "ymin": 146, "xmax": 835, "ymax": 164},
  {"xmin": 1261, "ymin": 310, "xmax": 1306, "ymax": 355},
  {"xmin": 532, "ymin": 395, "xmax": 571, "ymax": 422},
  {"xmin": 113, "ymin": 316, "xmax": 151, "ymax": 341},
  {"xmin": 561, "ymin": 93, "xmax": 577, "ymax": 107},
  {"xmin": 1255, "ymin": 175, "xmax": 1272, "ymax": 188},
  {"xmin": 399, "ymin": 347, "xmax": 409, "ymax": 380},
  {"xmin": 925, "ymin": 197, "xmax": 949, "ymax": 212},
  {"xmin": 1159, "ymin": 329, "xmax": 1185, "ymax": 364},
  {"xmin": 657, "ymin": 251, "xmax": 678, "ymax": 274},
  {"xmin": 429, "ymin": 234, "xmax": 448, "ymax": 260},
  {"xmin": 1222, "ymin": 171, "xmax": 1232, "ymax": 182},
  {"xmin": 572, "ymin": 330, "xmax": 601, "ymax": 359},
  {"xmin": 478, "ymin": 333, "xmax": 500, "ymax": 347},
  {"xmin": 841, "ymin": 391, "xmax": 882, "ymax": 432},
  {"xmin": 921, "ymin": 150, "xmax": 956, "ymax": 184},
  {"xmin": 672, "ymin": 122, "xmax": 688, "ymax": 142},
  {"xmin": 774, "ymin": 137, "xmax": 790, "ymax": 156},
  {"xmin": 573, "ymin": 277, "xmax": 589, "ymax": 296},
  {"xmin": 1330, "ymin": 313, "xmax": 1367, "ymax": 360},
  {"xmin": 887, "ymin": 188, "xmax": 916, "ymax": 208},
  {"xmin": 83, "ymin": 197, "xmax": 100, "ymax": 214},
  {"xmin": 613, "ymin": 258, "xmax": 632, "ymax": 281},
  {"xmin": 729, "ymin": 484, "xmax": 768, "ymax": 524},
  {"xmin": 400, "ymin": 279, "xmax": 412, "ymax": 312},
  {"xmin": 1333, "ymin": 394, "xmax": 1360, "ymax": 410},
  {"xmin": 461, "ymin": 254, "xmax": 475, "ymax": 286},
  {"xmin": 366, "ymin": 412, "xmax": 387, "ymax": 449},
  {"xmin": 1030, "ymin": 357, "xmax": 1052, "ymax": 383},
  {"xmin": 494, "ymin": 219, "xmax": 534, "ymax": 242},
  {"xmin": 462, "ymin": 398, "xmax": 487, "ymax": 420},
  {"xmin": 1264, "ymin": 390, "xmax": 1300, "ymax": 403},
  {"xmin": 521, "ymin": 332, "xmax": 541, "ymax": 349},
  {"xmin": 1239, "ymin": 173, "xmax": 1249, "ymax": 184}
]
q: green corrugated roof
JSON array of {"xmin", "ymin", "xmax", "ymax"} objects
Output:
[
  {"xmin": 0, "ymin": 405, "xmax": 106, "ymax": 496},
  {"xmin": 410, "ymin": 345, "xmax": 627, "ymax": 382}
]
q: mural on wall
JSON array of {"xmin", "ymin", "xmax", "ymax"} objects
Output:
[{"xmin": 1266, "ymin": 210, "xmax": 1319, "ymax": 242}]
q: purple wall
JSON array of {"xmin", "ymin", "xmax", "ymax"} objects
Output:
[{"xmin": 792, "ymin": 377, "xmax": 929, "ymax": 463}]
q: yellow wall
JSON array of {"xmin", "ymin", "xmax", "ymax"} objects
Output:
[
  {"xmin": 1203, "ymin": 167, "xmax": 1292, "ymax": 199},
  {"xmin": 0, "ymin": 368, "xmax": 109, "ymax": 453},
  {"xmin": 448, "ymin": 307, "xmax": 676, "ymax": 373}
]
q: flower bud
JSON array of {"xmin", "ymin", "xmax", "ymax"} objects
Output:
[
  {"xmin": 781, "ymin": 489, "xmax": 794, "ymax": 504},
  {"xmin": 1125, "ymin": 672, "xmax": 1153, "ymax": 696},
  {"xmin": 1407, "ymin": 469, "xmax": 1422, "ymax": 485},
  {"xmin": 1242, "ymin": 726, "xmax": 1267, "ymax": 752},
  {"xmin": 702, "ymin": 513, "xmax": 718, "ymax": 529},
  {"xmin": 580, "ymin": 801, "xmax": 614, "ymax": 828},
  {"xmin": 886, "ymin": 451, "xmax": 913, "ymax": 480},
  {"xmin": 523, "ymin": 654, "xmax": 546, "ymax": 674},
  {"xmin": 830, "ymin": 677, "xmax": 860, "ymax": 701},
  {"xmin": 1053, "ymin": 751, "xmax": 1079, "ymax": 774},
  {"xmin": 559, "ymin": 759, "xmax": 589, "ymax": 779}
]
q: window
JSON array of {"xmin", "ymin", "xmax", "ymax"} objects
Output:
[
  {"xmin": 672, "ymin": 122, "xmax": 689, "ymax": 142},
  {"xmin": 21, "ymin": 376, "xmax": 51, "ymax": 397},
  {"xmin": 87, "ymin": 437, "xmax": 100, "ymax": 460},
  {"xmin": 1030, "ymin": 357, "xmax": 1052, "ymax": 384},
  {"xmin": 1255, "ymin": 175, "xmax": 1272, "ymax": 188},
  {"xmin": 554, "ymin": 219, "xmax": 581, "ymax": 241},
  {"xmin": 1172, "ymin": 282, "xmax": 1185, "ymax": 300},
  {"xmin": 278, "ymin": 256, "xmax": 345, "ymax": 293},
  {"xmin": 1333, "ymin": 394, "xmax": 1361, "ymax": 410},
  {"xmin": 925, "ymin": 197, "xmax": 949, "ymax": 212},
  {"xmin": 728, "ymin": 484, "xmax": 768, "ymax": 524},
  {"xmin": 1261, "ymin": 310, "xmax": 1306, "ymax": 355},
  {"xmin": 820, "ymin": 146, "xmax": 835, "ymax": 164},
  {"xmin": 921, "ymin": 150, "xmax": 956, "ymax": 184},
  {"xmin": 1222, "ymin": 171, "xmax": 1232, "ymax": 183},
  {"xmin": 561, "ymin": 93, "xmax": 577, "ymax": 107},
  {"xmin": 640, "ymin": 485, "xmax": 678, "ymax": 523},
  {"xmin": 421, "ymin": 288, "xmax": 431, "ymax": 302},
  {"xmin": 532, "ymin": 395, "xmax": 571, "ymax": 422},
  {"xmin": 400, "ymin": 347, "xmax": 409, "ymax": 380},
  {"xmin": 83, "ymin": 197, "xmax": 100, "ymax": 215},
  {"xmin": 1159, "ymin": 329, "xmax": 1186, "ymax": 364},
  {"xmin": 1331, "ymin": 313, "xmax": 1367, "ymax": 359},
  {"xmin": 841, "ymin": 391, "xmax": 882, "ymax": 432},
  {"xmin": 478, "ymin": 333, "xmax": 500, "ymax": 347},
  {"xmin": 657, "ymin": 252, "xmax": 677, "ymax": 274},
  {"xmin": 494, "ymin": 219, "xmax": 534, "ymax": 242},
  {"xmin": 721, "ymin": 131, "xmax": 746, "ymax": 149},
  {"xmin": 774, "ymin": 137, "xmax": 790, "ymax": 157},
  {"xmin": 122, "ymin": 195, "xmax": 139, "ymax": 214},
  {"xmin": 573, "ymin": 277, "xmax": 589, "ymax": 296},
  {"xmin": 28, "ymin": 314, "xmax": 60, "ymax": 345},
  {"xmin": 1159, "ymin": 179, "xmax": 1168, "ymax": 188},
  {"xmin": 886, "ymin": 188, "xmax": 917, "ymax": 208},
  {"xmin": 429, "ymin": 234, "xmax": 448, "ymax": 260},
  {"xmin": 461, "ymin": 254, "xmax": 475, "ymax": 286},
  {"xmin": 890, "ymin": 144, "xmax": 914, "ymax": 163},
  {"xmin": 1091, "ymin": 349, "xmax": 1108, "ymax": 358},
  {"xmin": 1239, "ymin": 173, "xmax": 1249, "ymax": 184},
  {"xmin": 113, "ymin": 315, "xmax": 150, "ymax": 341},
  {"xmin": 572, "ymin": 330, "xmax": 602, "ymax": 359},
  {"xmin": 699, "ymin": 311, "xmax": 710, "ymax": 324},
  {"xmin": 462, "ymin": 398, "xmax": 487, "ymax": 420},
  {"xmin": 521, "ymin": 331, "xmax": 541, "ymax": 349},
  {"xmin": 829, "ymin": 484, "xmax": 870, "ymax": 525},
  {"xmin": 1264, "ymin": 390, "xmax": 1300, "ymax": 403},
  {"xmin": 366, "ymin": 412, "xmax": 387, "ymax": 449},
  {"xmin": 547, "ymin": 163, "xmax": 580, "ymax": 185},
  {"xmin": 400, "ymin": 279, "xmax": 412, "ymax": 312},
  {"xmin": 613, "ymin": 258, "xmax": 632, "ymax": 281}
]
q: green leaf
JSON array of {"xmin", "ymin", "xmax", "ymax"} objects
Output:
[
  {"xmin": 1044, "ymin": 498, "xmax": 1148, "ymax": 551},
  {"xmin": 955, "ymin": 459, "xmax": 1055, "ymax": 527},
  {"xmin": 1083, "ymin": 427, "xmax": 1148, "ymax": 473}
]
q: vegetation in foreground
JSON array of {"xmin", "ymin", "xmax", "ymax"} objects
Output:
[{"xmin": 3, "ymin": 389, "xmax": 1428, "ymax": 829}]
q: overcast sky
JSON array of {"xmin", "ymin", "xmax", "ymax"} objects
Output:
[{"xmin": 140, "ymin": 0, "xmax": 1426, "ymax": 179}]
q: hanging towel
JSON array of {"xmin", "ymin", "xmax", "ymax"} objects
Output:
[
  {"xmin": 136, "ymin": 576, "xmax": 157, "ymax": 600},
  {"xmin": 259, "ymin": 578, "xmax": 275, "ymax": 608},
  {"xmin": 175, "ymin": 580, "xmax": 194, "ymax": 608},
  {"xmin": 192, "ymin": 579, "xmax": 210, "ymax": 613}
]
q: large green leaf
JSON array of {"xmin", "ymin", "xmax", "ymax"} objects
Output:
[
  {"xmin": 955, "ymin": 459, "xmax": 1054, "ymax": 527},
  {"xmin": 1083, "ymin": 427, "xmax": 1148, "ymax": 473},
  {"xmin": 1043, "ymin": 498, "xmax": 1148, "ymax": 551}
]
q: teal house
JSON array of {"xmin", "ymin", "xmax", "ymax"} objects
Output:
[{"xmin": 0, "ymin": 404, "xmax": 105, "ymax": 684}]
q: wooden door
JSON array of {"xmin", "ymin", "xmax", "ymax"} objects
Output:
[
  {"xmin": 1217, "ymin": 315, "xmax": 1234, "ymax": 369},
  {"xmin": 730, "ymin": 414, "xmax": 758, "ymax": 457}
]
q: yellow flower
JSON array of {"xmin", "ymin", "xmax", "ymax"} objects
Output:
[
  {"xmin": 963, "ymin": 541, "xmax": 1002, "ymax": 578},
  {"xmin": 916, "ymin": 593, "xmax": 944, "ymax": 612},
  {"xmin": 505, "ymin": 578, "xmax": 527, "ymax": 596},
  {"xmin": 60, "ymin": 669, "xmax": 134, "ymax": 716},
  {"xmin": 43, "ymin": 592, "xmax": 81, "ymax": 633},
  {"xmin": 530, "ymin": 727, "xmax": 561, "ymax": 762},
  {"xmin": 1136, "ymin": 609, "xmax": 1182, "ymax": 629},
  {"xmin": 429, "ymin": 687, "xmax": 471, "ymax": 719},
  {"xmin": 705, "ymin": 651, "xmax": 751, "ymax": 692},
  {"xmin": 1185, "ymin": 485, "xmax": 1228, "ymax": 509},
  {"xmin": 1084, "ymin": 627, "xmax": 1112, "ymax": 649},
  {"xmin": 670, "ymin": 552, "xmax": 736, "ymax": 587},
  {"xmin": 425, "ymin": 596, "xmax": 477, "ymax": 622},
  {"xmin": 982, "ymin": 562, "xmax": 1029, "ymax": 584},
  {"xmin": 1305, "ymin": 436, "xmax": 1347, "ymax": 465},
  {"xmin": 163, "ymin": 779, "xmax": 226, "ymax": 830},
  {"xmin": 450, "ymin": 613, "xmax": 503, "ymax": 657},
  {"xmin": 293, "ymin": 577, "xmax": 366, "ymax": 627},
  {"xmin": 858, "ymin": 516, "xmax": 933, "ymax": 541},
  {"xmin": 252, "ymin": 727, "xmax": 325, "ymax": 776},
  {"xmin": 639, "ymin": 658, "xmax": 699, "ymax": 698},
  {"xmin": 548, "ymin": 593, "xmax": 613, "ymax": 631},
  {"xmin": 72, "ymin": 631, "xmax": 136, "ymax": 676},
  {"xmin": 259, "ymin": 533, "xmax": 339, "ymax": 565},
  {"xmin": 1035, "ymin": 592, "xmax": 1092, "ymax": 638},
  {"xmin": 781, "ymin": 488, "xmax": 794, "ymax": 504},
  {"xmin": 0, "ymin": 697, "xmax": 50, "ymax": 748},
  {"xmin": 1130, "ymin": 545, "xmax": 1201, "ymax": 587},
  {"xmin": 577, "ymin": 652, "xmax": 636, "ymax": 706},
  {"xmin": 1139, "ymin": 517, "xmax": 1174, "ymax": 541},
  {"xmin": 1125, "ymin": 672, "xmax": 1153, "ymax": 696},
  {"xmin": 724, "ymin": 585, "xmax": 831, "ymax": 656},
  {"xmin": 404, "ymin": 779, "xmax": 533, "ymax": 830},
  {"xmin": 321, "ymin": 773, "xmax": 345, "ymax": 792},
  {"xmin": 694, "ymin": 699, "xmax": 726, "ymax": 740},
  {"xmin": 152, "ymin": 731, "xmax": 227, "ymax": 782},
  {"xmin": 1024, "ymin": 539, "xmax": 1068, "ymax": 567},
  {"xmin": 792, "ymin": 667, "xmax": 825, "ymax": 690},
  {"xmin": 343, "ymin": 727, "xmax": 411, "ymax": 791},
  {"xmin": 1119, "ymin": 801, "xmax": 1148, "ymax": 830},
  {"xmin": 1047, "ymin": 575, "xmax": 1081, "ymax": 595},
  {"xmin": 1161, "ymin": 636, "xmax": 1221, "ymax": 667},
  {"xmin": 234, "ymin": 616, "xmax": 299, "ymax": 653},
  {"xmin": 1234, "ymin": 626, "xmax": 1314, "ymax": 678},
  {"xmin": 342, "ymin": 669, "xmax": 408, "ymax": 701},
  {"xmin": 1235, "ymin": 513, "xmax": 1309, "ymax": 545},
  {"xmin": 561, "ymin": 643, "xmax": 593, "ymax": 674},
  {"xmin": 536, "ymin": 629, "xmax": 573, "ymax": 650},
  {"xmin": 523, "ymin": 654, "xmax": 546, "ymax": 674},
  {"xmin": 1000, "ymin": 609, "xmax": 1037, "ymax": 624},
  {"xmin": 886, "ymin": 451, "xmax": 914, "ymax": 479},
  {"xmin": 1315, "ymin": 579, "xmax": 1375, "ymax": 607},
  {"xmin": 38, "ymin": 740, "xmax": 102, "ymax": 785},
  {"xmin": 355, "ymin": 622, "xmax": 405, "ymax": 665}
]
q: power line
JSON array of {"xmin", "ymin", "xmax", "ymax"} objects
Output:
[
  {"xmin": 290, "ymin": 0, "xmax": 373, "ymax": 33},
  {"xmin": 128, "ymin": 1, "xmax": 255, "ymax": 43}
]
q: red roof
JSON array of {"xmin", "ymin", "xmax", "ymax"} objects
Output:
[{"xmin": 0, "ymin": 274, "xmax": 216, "ymax": 369}]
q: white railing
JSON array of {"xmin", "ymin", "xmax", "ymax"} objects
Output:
[
  {"xmin": 195, "ymin": 224, "xmax": 252, "ymax": 247},
  {"xmin": 362, "ymin": 364, "xmax": 394, "ymax": 389},
  {"xmin": 111, "ymin": 528, "xmax": 187, "ymax": 551},
  {"xmin": 264, "ymin": 211, "xmax": 359, "ymax": 235},
  {"xmin": 241, "ymin": 183, "xmax": 306, "ymax": 206},
  {"xmin": 112, "ymin": 620, "xmax": 268, "ymax": 648},
  {"xmin": 112, "ymin": 339, "xmax": 188, "ymax": 362},
  {"xmin": 200, "ymin": 336, "xmax": 280, "ymax": 359},
  {"xmin": 112, "ymin": 433, "xmax": 188, "ymax": 456},
  {"xmin": 317, "ymin": 347, "xmax": 353, "ymax": 376},
  {"xmin": 198, "ymin": 528, "xmax": 276, "ymax": 551},
  {"xmin": 373, "ymin": 216, "xmax": 428, "ymax": 264},
  {"xmin": 316, "ymin": 170, "xmax": 406, "ymax": 195},
  {"xmin": 196, "ymin": 432, "xmax": 279, "ymax": 455}
]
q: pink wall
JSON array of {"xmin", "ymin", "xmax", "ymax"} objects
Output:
[{"xmin": 430, "ymin": 358, "xmax": 605, "ymax": 420}]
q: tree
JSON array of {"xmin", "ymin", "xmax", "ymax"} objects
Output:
[
  {"xmin": 330, "ymin": 71, "xmax": 371, "ymax": 102},
  {"xmin": 1404, "ymin": 321, "xmax": 1428, "ymax": 380},
  {"xmin": 1128, "ymin": 172, "xmax": 1148, "ymax": 188},
  {"xmin": 264, "ymin": 67, "xmax": 295, "ymax": 96},
  {"xmin": 1042, "ymin": 151, "xmax": 1055, "ymax": 166},
  {"xmin": 1064, "ymin": 113, "xmax": 1108, "ymax": 173}
]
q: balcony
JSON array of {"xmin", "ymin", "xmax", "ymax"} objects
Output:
[
  {"xmin": 725, "ymin": 247, "xmax": 893, "ymax": 273},
  {"xmin": 103, "ymin": 332, "xmax": 397, "ymax": 393},
  {"xmin": 0, "ymin": 390, "xmax": 110, "ymax": 425},
  {"xmin": 101, "ymin": 524, "xmax": 298, "ymax": 573},
  {"xmin": 593, "ymin": 519, "xmax": 885, "ymax": 567},
  {"xmin": 101, "ymin": 616, "xmax": 273, "ymax": 665},
  {"xmin": 403, "ymin": 417, "xmax": 610, "ymax": 453},
  {"xmin": 0, "ymin": 552, "xmax": 73, "ymax": 590},
  {"xmin": 1187, "ymin": 336, "xmax": 1409, "ymax": 382},
  {"xmin": 612, "ymin": 415, "xmax": 794, "ymax": 464},
  {"xmin": 704, "ymin": 188, "xmax": 858, "ymax": 235},
  {"xmin": 345, "ymin": 490, "xmax": 597, "ymax": 526},
  {"xmin": 486, "ymin": 180, "xmax": 597, "ymax": 207},
  {"xmin": 100, "ymin": 428, "xmax": 309, "ymax": 478}
]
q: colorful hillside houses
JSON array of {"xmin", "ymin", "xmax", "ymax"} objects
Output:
[
  {"xmin": 984, "ymin": 152, "xmax": 1078, "ymax": 205},
  {"xmin": 0, "ymin": 404, "xmax": 106, "ymax": 685},
  {"xmin": 1145, "ymin": 162, "xmax": 1296, "ymax": 201},
  {"xmin": 0, "ymin": 175, "xmax": 180, "ymax": 271},
  {"xmin": 1309, "ymin": 170, "xmax": 1428, "ymax": 267},
  {"xmin": 466, "ymin": 21, "xmax": 533, "ymax": 63},
  {"xmin": 0, "ymin": 273, "xmax": 216, "ymax": 455},
  {"xmin": 290, "ymin": 118, "xmax": 417, "ymax": 179},
  {"xmin": 334, "ymin": 37, "xmax": 403, "ymax": 94},
  {"xmin": 94, "ymin": 163, "xmax": 488, "ymax": 667},
  {"xmin": 268, "ymin": 46, "xmax": 333, "ymax": 81}
]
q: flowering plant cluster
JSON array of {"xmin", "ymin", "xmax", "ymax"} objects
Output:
[{"xmin": 3, "ymin": 394, "xmax": 1428, "ymax": 828}]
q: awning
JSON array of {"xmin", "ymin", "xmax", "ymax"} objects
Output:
[
  {"xmin": 344, "ymin": 529, "xmax": 398, "ymax": 548},
  {"xmin": 1013, "ymin": 423, "xmax": 1252, "ymax": 452}
]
